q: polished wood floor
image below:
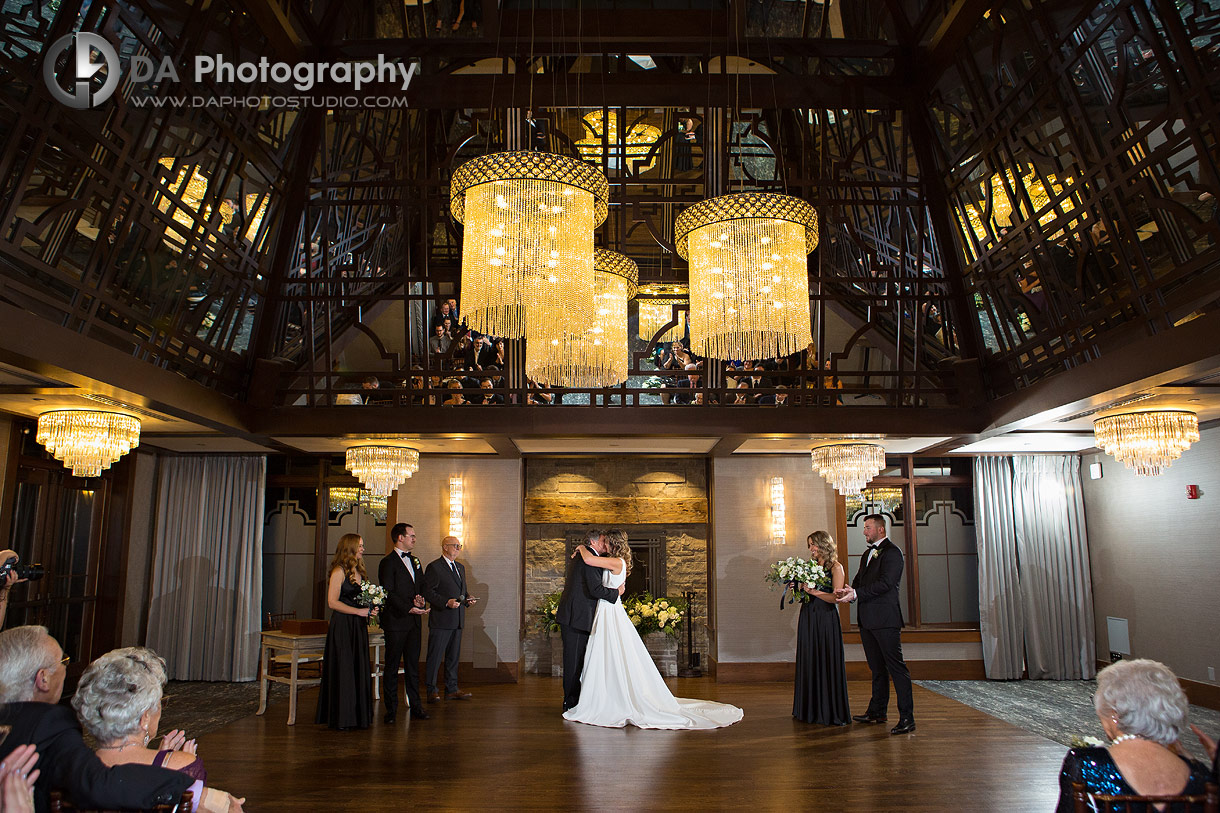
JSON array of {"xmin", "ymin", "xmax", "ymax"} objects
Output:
[{"xmin": 198, "ymin": 676, "xmax": 1065, "ymax": 811}]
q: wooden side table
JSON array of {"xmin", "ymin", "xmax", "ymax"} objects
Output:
[{"xmin": 257, "ymin": 629, "xmax": 385, "ymax": 725}]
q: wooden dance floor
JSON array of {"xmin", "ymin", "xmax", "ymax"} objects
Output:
[{"xmin": 198, "ymin": 676, "xmax": 1064, "ymax": 811}]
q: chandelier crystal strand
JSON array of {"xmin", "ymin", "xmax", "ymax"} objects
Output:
[
  {"xmin": 529, "ymin": 249, "xmax": 638, "ymax": 387},
  {"xmin": 451, "ymin": 151, "xmax": 607, "ymax": 339},
  {"xmin": 36, "ymin": 410, "xmax": 141, "ymax": 477},
  {"xmin": 810, "ymin": 443, "xmax": 887, "ymax": 497},
  {"xmin": 675, "ymin": 193, "xmax": 817, "ymax": 361},
  {"xmin": 344, "ymin": 445, "xmax": 420, "ymax": 497},
  {"xmin": 1093, "ymin": 411, "xmax": 1199, "ymax": 476}
]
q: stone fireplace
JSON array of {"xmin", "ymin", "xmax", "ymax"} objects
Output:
[{"xmin": 522, "ymin": 458, "xmax": 711, "ymax": 674}]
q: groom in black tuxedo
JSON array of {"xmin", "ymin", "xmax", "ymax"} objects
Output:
[
  {"xmin": 836, "ymin": 513, "xmax": 915, "ymax": 734},
  {"xmin": 556, "ymin": 529, "xmax": 623, "ymax": 711},
  {"xmin": 378, "ymin": 522, "xmax": 430, "ymax": 722}
]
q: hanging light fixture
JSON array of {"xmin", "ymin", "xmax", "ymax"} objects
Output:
[
  {"xmin": 157, "ymin": 158, "xmax": 269, "ymax": 245},
  {"xmin": 810, "ymin": 442, "xmax": 887, "ymax": 497},
  {"xmin": 328, "ymin": 487, "xmax": 388, "ymax": 521},
  {"xmin": 675, "ymin": 192, "xmax": 817, "ymax": 360},
  {"xmin": 636, "ymin": 284, "xmax": 688, "ymax": 343},
  {"xmin": 36, "ymin": 410, "xmax": 141, "ymax": 477},
  {"xmin": 1093, "ymin": 411, "xmax": 1199, "ymax": 477},
  {"xmin": 450, "ymin": 151, "xmax": 607, "ymax": 340},
  {"xmin": 962, "ymin": 164, "xmax": 1082, "ymax": 242},
  {"xmin": 527, "ymin": 248, "xmax": 638, "ymax": 387},
  {"xmin": 575, "ymin": 110, "xmax": 662, "ymax": 173},
  {"xmin": 345, "ymin": 445, "xmax": 420, "ymax": 497}
]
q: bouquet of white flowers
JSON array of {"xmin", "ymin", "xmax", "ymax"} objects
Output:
[
  {"xmin": 358, "ymin": 581, "xmax": 388, "ymax": 624},
  {"xmin": 765, "ymin": 557, "xmax": 830, "ymax": 608}
]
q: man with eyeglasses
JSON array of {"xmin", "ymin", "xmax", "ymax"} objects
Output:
[
  {"xmin": 0, "ymin": 625, "xmax": 193, "ymax": 812},
  {"xmin": 423, "ymin": 536, "xmax": 479, "ymax": 703}
]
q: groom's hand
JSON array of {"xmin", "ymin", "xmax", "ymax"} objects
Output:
[{"xmin": 617, "ymin": 584, "xmax": 626, "ymax": 595}]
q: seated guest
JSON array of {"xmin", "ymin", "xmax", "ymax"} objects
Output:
[
  {"xmin": 0, "ymin": 626, "xmax": 206, "ymax": 813},
  {"xmin": 757, "ymin": 384, "xmax": 788, "ymax": 406},
  {"xmin": 1056, "ymin": 658, "xmax": 1211, "ymax": 812},
  {"xmin": 475, "ymin": 379, "xmax": 504, "ymax": 405},
  {"xmin": 442, "ymin": 380, "xmax": 465, "ymax": 406},
  {"xmin": 732, "ymin": 380, "xmax": 754, "ymax": 404},
  {"xmin": 0, "ymin": 742, "xmax": 38, "ymax": 813},
  {"xmin": 662, "ymin": 363, "xmax": 699, "ymax": 405},
  {"xmin": 428, "ymin": 324, "xmax": 452, "ymax": 357},
  {"xmin": 72, "ymin": 647, "xmax": 208, "ymax": 784},
  {"xmin": 527, "ymin": 378, "xmax": 553, "ymax": 405},
  {"xmin": 430, "ymin": 299, "xmax": 454, "ymax": 330}
]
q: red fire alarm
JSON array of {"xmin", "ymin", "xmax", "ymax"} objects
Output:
[{"xmin": 1186, "ymin": 485, "xmax": 1199, "ymax": 499}]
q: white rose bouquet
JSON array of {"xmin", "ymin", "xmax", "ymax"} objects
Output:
[
  {"xmin": 358, "ymin": 581, "xmax": 388, "ymax": 624},
  {"xmin": 765, "ymin": 556, "xmax": 830, "ymax": 607}
]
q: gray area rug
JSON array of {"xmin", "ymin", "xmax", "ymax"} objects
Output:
[
  {"xmin": 916, "ymin": 679, "xmax": 1220, "ymax": 763},
  {"xmin": 159, "ymin": 680, "xmax": 288, "ymax": 739}
]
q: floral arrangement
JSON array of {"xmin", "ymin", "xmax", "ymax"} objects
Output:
[
  {"xmin": 532, "ymin": 590, "xmax": 563, "ymax": 633},
  {"xmin": 358, "ymin": 581, "xmax": 388, "ymax": 624},
  {"xmin": 765, "ymin": 557, "xmax": 830, "ymax": 604},
  {"xmin": 624, "ymin": 593, "xmax": 686, "ymax": 637}
]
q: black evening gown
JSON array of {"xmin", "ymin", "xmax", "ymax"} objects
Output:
[
  {"xmin": 315, "ymin": 578, "xmax": 372, "ymax": 730},
  {"xmin": 1056, "ymin": 747, "xmax": 1212, "ymax": 813},
  {"xmin": 793, "ymin": 596, "xmax": 850, "ymax": 725}
]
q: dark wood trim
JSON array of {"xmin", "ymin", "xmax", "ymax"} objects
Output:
[
  {"xmin": 715, "ymin": 659, "xmax": 987, "ymax": 682},
  {"xmin": 0, "ymin": 418, "xmax": 21, "ymax": 550}
]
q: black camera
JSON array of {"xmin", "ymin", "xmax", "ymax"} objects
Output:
[{"xmin": 1, "ymin": 556, "xmax": 44, "ymax": 582}]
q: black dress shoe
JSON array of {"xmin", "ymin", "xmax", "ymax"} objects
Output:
[
  {"xmin": 409, "ymin": 709, "xmax": 430, "ymax": 720},
  {"xmin": 890, "ymin": 718, "xmax": 916, "ymax": 735},
  {"xmin": 852, "ymin": 712, "xmax": 887, "ymax": 724},
  {"xmin": 383, "ymin": 710, "xmax": 397, "ymax": 724}
]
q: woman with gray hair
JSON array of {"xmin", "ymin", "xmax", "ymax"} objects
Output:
[
  {"xmin": 1056, "ymin": 658, "xmax": 1211, "ymax": 811},
  {"xmin": 71, "ymin": 648, "xmax": 207, "ymax": 782}
]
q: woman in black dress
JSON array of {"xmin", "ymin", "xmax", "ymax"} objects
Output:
[
  {"xmin": 316, "ymin": 533, "xmax": 376, "ymax": 730},
  {"xmin": 793, "ymin": 530, "xmax": 850, "ymax": 726}
]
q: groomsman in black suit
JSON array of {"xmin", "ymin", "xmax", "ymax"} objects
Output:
[
  {"xmin": 423, "ymin": 536, "xmax": 477, "ymax": 702},
  {"xmin": 378, "ymin": 523, "xmax": 430, "ymax": 722},
  {"xmin": 836, "ymin": 513, "xmax": 915, "ymax": 734},
  {"xmin": 555, "ymin": 529, "xmax": 623, "ymax": 712}
]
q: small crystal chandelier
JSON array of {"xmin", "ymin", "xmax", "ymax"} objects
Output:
[
  {"xmin": 675, "ymin": 192, "xmax": 817, "ymax": 360},
  {"xmin": 157, "ymin": 158, "xmax": 269, "ymax": 245},
  {"xmin": 328, "ymin": 488, "xmax": 388, "ymax": 521},
  {"xmin": 450, "ymin": 151, "xmax": 607, "ymax": 339},
  {"xmin": 36, "ymin": 410, "xmax": 141, "ymax": 477},
  {"xmin": 810, "ymin": 442, "xmax": 887, "ymax": 497},
  {"xmin": 575, "ymin": 110, "xmax": 662, "ymax": 173},
  {"xmin": 527, "ymin": 249, "xmax": 638, "ymax": 387},
  {"xmin": 636, "ymin": 284, "xmax": 688, "ymax": 344},
  {"xmin": 1093, "ymin": 411, "xmax": 1199, "ymax": 477},
  {"xmin": 345, "ymin": 445, "xmax": 420, "ymax": 497},
  {"xmin": 963, "ymin": 164, "xmax": 1081, "ymax": 242}
]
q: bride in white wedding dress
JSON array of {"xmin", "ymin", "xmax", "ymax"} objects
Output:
[{"xmin": 562, "ymin": 532, "xmax": 743, "ymax": 730}]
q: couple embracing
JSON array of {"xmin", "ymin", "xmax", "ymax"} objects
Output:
[{"xmin": 557, "ymin": 529, "xmax": 742, "ymax": 730}]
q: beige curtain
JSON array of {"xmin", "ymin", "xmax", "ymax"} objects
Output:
[
  {"xmin": 146, "ymin": 455, "xmax": 266, "ymax": 681},
  {"xmin": 974, "ymin": 456, "xmax": 1025, "ymax": 679}
]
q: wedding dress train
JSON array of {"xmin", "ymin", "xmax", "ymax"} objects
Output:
[{"xmin": 562, "ymin": 559, "xmax": 743, "ymax": 730}]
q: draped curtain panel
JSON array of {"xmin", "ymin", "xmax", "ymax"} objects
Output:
[
  {"xmin": 1012, "ymin": 455, "xmax": 1096, "ymax": 680},
  {"xmin": 146, "ymin": 455, "xmax": 266, "ymax": 681},
  {"xmin": 973, "ymin": 456, "xmax": 1025, "ymax": 679},
  {"xmin": 974, "ymin": 455, "xmax": 1096, "ymax": 681}
]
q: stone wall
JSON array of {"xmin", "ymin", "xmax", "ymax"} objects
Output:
[{"xmin": 522, "ymin": 458, "xmax": 710, "ymax": 674}]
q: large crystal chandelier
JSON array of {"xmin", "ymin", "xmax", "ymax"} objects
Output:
[
  {"xmin": 527, "ymin": 249, "xmax": 638, "ymax": 387},
  {"xmin": 810, "ymin": 442, "xmax": 887, "ymax": 497},
  {"xmin": 675, "ymin": 192, "xmax": 817, "ymax": 360},
  {"xmin": 345, "ymin": 445, "xmax": 420, "ymax": 497},
  {"xmin": 1093, "ymin": 411, "xmax": 1199, "ymax": 477},
  {"xmin": 450, "ymin": 151, "xmax": 607, "ymax": 340},
  {"xmin": 636, "ymin": 284, "xmax": 688, "ymax": 343},
  {"xmin": 36, "ymin": 410, "xmax": 141, "ymax": 477}
]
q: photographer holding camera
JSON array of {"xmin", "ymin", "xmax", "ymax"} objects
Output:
[{"xmin": 1, "ymin": 549, "xmax": 31, "ymax": 629}]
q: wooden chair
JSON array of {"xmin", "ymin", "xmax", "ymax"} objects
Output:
[
  {"xmin": 49, "ymin": 788, "xmax": 194, "ymax": 812},
  {"xmin": 263, "ymin": 610, "xmax": 323, "ymax": 679},
  {"xmin": 1072, "ymin": 781, "xmax": 1219, "ymax": 812}
]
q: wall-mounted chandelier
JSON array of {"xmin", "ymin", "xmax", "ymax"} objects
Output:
[
  {"xmin": 575, "ymin": 110, "xmax": 662, "ymax": 173},
  {"xmin": 1093, "ymin": 411, "xmax": 1199, "ymax": 477},
  {"xmin": 636, "ymin": 284, "xmax": 688, "ymax": 344},
  {"xmin": 528, "ymin": 248, "xmax": 638, "ymax": 387},
  {"xmin": 345, "ymin": 445, "xmax": 420, "ymax": 497},
  {"xmin": 328, "ymin": 487, "xmax": 388, "ymax": 521},
  {"xmin": 810, "ymin": 442, "xmax": 886, "ymax": 497},
  {"xmin": 675, "ymin": 192, "xmax": 817, "ymax": 361},
  {"xmin": 36, "ymin": 410, "xmax": 141, "ymax": 477},
  {"xmin": 450, "ymin": 151, "xmax": 607, "ymax": 340}
]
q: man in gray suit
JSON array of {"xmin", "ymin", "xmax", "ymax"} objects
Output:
[{"xmin": 423, "ymin": 536, "xmax": 478, "ymax": 702}]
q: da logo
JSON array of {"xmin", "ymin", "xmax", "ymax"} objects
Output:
[{"xmin": 42, "ymin": 32, "xmax": 120, "ymax": 109}]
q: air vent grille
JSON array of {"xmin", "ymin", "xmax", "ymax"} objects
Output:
[
  {"xmin": 80, "ymin": 394, "xmax": 176, "ymax": 422},
  {"xmin": 1058, "ymin": 393, "xmax": 1154, "ymax": 423}
]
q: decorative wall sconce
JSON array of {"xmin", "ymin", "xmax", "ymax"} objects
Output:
[
  {"xmin": 770, "ymin": 476, "xmax": 785, "ymax": 546},
  {"xmin": 449, "ymin": 476, "xmax": 464, "ymax": 541}
]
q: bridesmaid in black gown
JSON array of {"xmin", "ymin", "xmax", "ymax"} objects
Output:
[
  {"xmin": 793, "ymin": 530, "xmax": 850, "ymax": 726},
  {"xmin": 316, "ymin": 533, "xmax": 376, "ymax": 730}
]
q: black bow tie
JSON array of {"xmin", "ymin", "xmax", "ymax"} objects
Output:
[{"xmin": 867, "ymin": 543, "xmax": 881, "ymax": 550}]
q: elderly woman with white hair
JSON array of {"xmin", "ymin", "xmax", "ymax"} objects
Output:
[
  {"xmin": 71, "ymin": 648, "xmax": 209, "ymax": 781},
  {"xmin": 1056, "ymin": 658, "xmax": 1211, "ymax": 811}
]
